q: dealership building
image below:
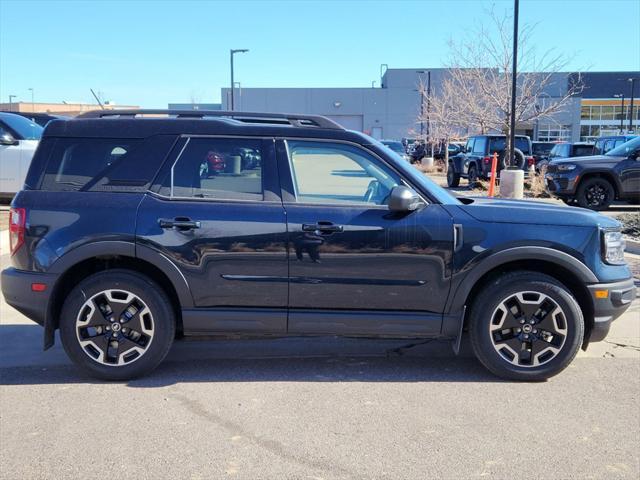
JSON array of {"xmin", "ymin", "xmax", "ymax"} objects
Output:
[{"xmin": 219, "ymin": 69, "xmax": 640, "ymax": 142}]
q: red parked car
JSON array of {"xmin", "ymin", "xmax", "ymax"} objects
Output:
[{"xmin": 200, "ymin": 151, "xmax": 226, "ymax": 178}]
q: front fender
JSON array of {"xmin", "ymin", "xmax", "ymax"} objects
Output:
[{"xmin": 445, "ymin": 246, "xmax": 597, "ymax": 316}]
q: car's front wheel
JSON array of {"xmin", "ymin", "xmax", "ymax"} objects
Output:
[
  {"xmin": 576, "ymin": 177, "xmax": 614, "ymax": 210},
  {"xmin": 469, "ymin": 271, "xmax": 584, "ymax": 381},
  {"xmin": 59, "ymin": 270, "xmax": 176, "ymax": 380}
]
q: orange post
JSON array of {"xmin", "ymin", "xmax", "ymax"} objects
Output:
[{"xmin": 488, "ymin": 152, "xmax": 498, "ymax": 197}]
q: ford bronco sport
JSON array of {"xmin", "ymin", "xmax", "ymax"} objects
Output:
[{"xmin": 2, "ymin": 110, "xmax": 635, "ymax": 381}]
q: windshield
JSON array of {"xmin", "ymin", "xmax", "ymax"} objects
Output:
[
  {"xmin": 382, "ymin": 141, "xmax": 405, "ymax": 154},
  {"xmin": 0, "ymin": 113, "xmax": 43, "ymax": 140},
  {"xmin": 606, "ymin": 136, "xmax": 640, "ymax": 157}
]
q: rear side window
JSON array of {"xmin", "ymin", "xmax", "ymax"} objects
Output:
[
  {"xmin": 41, "ymin": 138, "xmax": 142, "ymax": 191},
  {"xmin": 39, "ymin": 136, "xmax": 177, "ymax": 192},
  {"xmin": 573, "ymin": 145, "xmax": 594, "ymax": 157},
  {"xmin": 161, "ymin": 137, "xmax": 263, "ymax": 200},
  {"xmin": 472, "ymin": 137, "xmax": 487, "ymax": 154}
]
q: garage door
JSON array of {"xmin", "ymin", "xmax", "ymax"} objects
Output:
[{"xmin": 324, "ymin": 115, "xmax": 363, "ymax": 132}]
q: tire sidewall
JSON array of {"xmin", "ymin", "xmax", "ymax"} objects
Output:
[
  {"xmin": 469, "ymin": 273, "xmax": 584, "ymax": 381},
  {"xmin": 59, "ymin": 270, "xmax": 176, "ymax": 380},
  {"xmin": 577, "ymin": 178, "xmax": 614, "ymax": 210}
]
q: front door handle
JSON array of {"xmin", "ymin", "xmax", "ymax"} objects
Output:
[
  {"xmin": 302, "ymin": 222, "xmax": 344, "ymax": 234},
  {"xmin": 158, "ymin": 217, "xmax": 201, "ymax": 230}
]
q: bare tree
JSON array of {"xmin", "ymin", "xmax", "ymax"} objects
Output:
[{"xmin": 418, "ymin": 7, "xmax": 583, "ymax": 164}]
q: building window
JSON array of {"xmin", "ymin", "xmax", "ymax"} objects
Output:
[{"xmin": 537, "ymin": 125, "xmax": 570, "ymax": 142}]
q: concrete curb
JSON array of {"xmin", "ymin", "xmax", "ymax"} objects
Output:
[{"xmin": 625, "ymin": 237, "xmax": 640, "ymax": 255}]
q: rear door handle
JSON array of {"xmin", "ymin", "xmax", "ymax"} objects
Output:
[
  {"xmin": 158, "ymin": 217, "xmax": 201, "ymax": 230},
  {"xmin": 302, "ymin": 222, "xmax": 344, "ymax": 234}
]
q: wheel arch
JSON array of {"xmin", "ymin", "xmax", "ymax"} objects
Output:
[
  {"xmin": 576, "ymin": 170, "xmax": 622, "ymax": 198},
  {"xmin": 44, "ymin": 242, "xmax": 192, "ymax": 349},
  {"xmin": 447, "ymin": 247, "xmax": 596, "ymax": 348}
]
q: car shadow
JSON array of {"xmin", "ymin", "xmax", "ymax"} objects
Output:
[{"xmin": 0, "ymin": 324, "xmax": 503, "ymax": 386}]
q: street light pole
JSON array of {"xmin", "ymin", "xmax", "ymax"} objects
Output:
[
  {"xmin": 614, "ymin": 94, "xmax": 624, "ymax": 133},
  {"xmin": 426, "ymin": 70, "xmax": 431, "ymax": 143},
  {"xmin": 629, "ymin": 78, "xmax": 637, "ymax": 134},
  {"xmin": 28, "ymin": 88, "xmax": 34, "ymax": 112},
  {"xmin": 230, "ymin": 49, "xmax": 249, "ymax": 111},
  {"xmin": 8, "ymin": 95, "xmax": 16, "ymax": 112},
  {"xmin": 508, "ymin": 0, "xmax": 519, "ymax": 167}
]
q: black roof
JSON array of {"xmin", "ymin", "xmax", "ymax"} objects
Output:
[{"xmin": 44, "ymin": 109, "xmax": 370, "ymax": 143}]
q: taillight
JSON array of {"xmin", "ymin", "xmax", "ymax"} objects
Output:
[
  {"xmin": 483, "ymin": 156, "xmax": 491, "ymax": 165},
  {"xmin": 527, "ymin": 156, "xmax": 535, "ymax": 166},
  {"xmin": 9, "ymin": 207, "xmax": 26, "ymax": 256}
]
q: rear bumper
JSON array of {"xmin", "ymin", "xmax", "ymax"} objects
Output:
[
  {"xmin": 1, "ymin": 268, "xmax": 56, "ymax": 327},
  {"xmin": 587, "ymin": 277, "xmax": 636, "ymax": 342}
]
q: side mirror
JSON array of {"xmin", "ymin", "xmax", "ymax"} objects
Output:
[
  {"xmin": 0, "ymin": 133, "xmax": 18, "ymax": 146},
  {"xmin": 388, "ymin": 185, "xmax": 424, "ymax": 212},
  {"xmin": 629, "ymin": 149, "xmax": 640, "ymax": 160}
]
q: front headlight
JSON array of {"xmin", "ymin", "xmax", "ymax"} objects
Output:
[
  {"xmin": 557, "ymin": 164, "xmax": 577, "ymax": 171},
  {"xmin": 602, "ymin": 230, "xmax": 626, "ymax": 265}
]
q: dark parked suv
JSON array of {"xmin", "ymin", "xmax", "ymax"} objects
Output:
[
  {"xmin": 2, "ymin": 110, "xmax": 635, "ymax": 381},
  {"xmin": 546, "ymin": 136, "xmax": 640, "ymax": 210},
  {"xmin": 447, "ymin": 134, "xmax": 534, "ymax": 187}
]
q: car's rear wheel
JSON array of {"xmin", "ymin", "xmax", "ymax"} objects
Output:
[
  {"xmin": 576, "ymin": 177, "xmax": 614, "ymax": 210},
  {"xmin": 447, "ymin": 164, "xmax": 460, "ymax": 187},
  {"xmin": 467, "ymin": 164, "xmax": 478, "ymax": 187},
  {"xmin": 59, "ymin": 270, "xmax": 176, "ymax": 380},
  {"xmin": 469, "ymin": 271, "xmax": 584, "ymax": 381}
]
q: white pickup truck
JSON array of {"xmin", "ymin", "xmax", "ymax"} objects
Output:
[{"xmin": 0, "ymin": 112, "xmax": 42, "ymax": 199}]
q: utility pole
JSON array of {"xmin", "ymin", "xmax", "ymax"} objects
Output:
[
  {"xmin": 230, "ymin": 49, "xmax": 249, "ymax": 111},
  {"xmin": 426, "ymin": 71, "xmax": 431, "ymax": 143},
  {"xmin": 614, "ymin": 94, "xmax": 624, "ymax": 133},
  {"xmin": 628, "ymin": 78, "xmax": 637, "ymax": 133},
  {"xmin": 508, "ymin": 0, "xmax": 519, "ymax": 167},
  {"xmin": 8, "ymin": 95, "xmax": 16, "ymax": 112},
  {"xmin": 28, "ymin": 88, "xmax": 34, "ymax": 112}
]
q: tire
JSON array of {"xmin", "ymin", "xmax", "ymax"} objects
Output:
[
  {"xmin": 576, "ymin": 177, "xmax": 614, "ymax": 211},
  {"xmin": 469, "ymin": 271, "xmax": 584, "ymax": 381},
  {"xmin": 499, "ymin": 148, "xmax": 526, "ymax": 169},
  {"xmin": 59, "ymin": 270, "xmax": 176, "ymax": 380},
  {"xmin": 561, "ymin": 197, "xmax": 575, "ymax": 205},
  {"xmin": 467, "ymin": 164, "xmax": 478, "ymax": 187},
  {"xmin": 447, "ymin": 164, "xmax": 460, "ymax": 187}
]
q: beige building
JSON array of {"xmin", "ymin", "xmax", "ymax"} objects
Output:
[{"xmin": 0, "ymin": 102, "xmax": 139, "ymax": 117}]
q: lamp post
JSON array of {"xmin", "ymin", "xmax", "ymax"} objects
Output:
[
  {"xmin": 628, "ymin": 78, "xmax": 638, "ymax": 134},
  {"xmin": 28, "ymin": 88, "xmax": 34, "ymax": 112},
  {"xmin": 230, "ymin": 49, "xmax": 249, "ymax": 111},
  {"xmin": 508, "ymin": 0, "xmax": 519, "ymax": 167},
  {"xmin": 613, "ymin": 93, "xmax": 624, "ymax": 133},
  {"xmin": 8, "ymin": 95, "xmax": 16, "ymax": 112}
]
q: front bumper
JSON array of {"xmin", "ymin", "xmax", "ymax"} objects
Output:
[
  {"xmin": 587, "ymin": 277, "xmax": 636, "ymax": 342},
  {"xmin": 545, "ymin": 172, "xmax": 580, "ymax": 196},
  {"xmin": 1, "ymin": 267, "xmax": 56, "ymax": 327}
]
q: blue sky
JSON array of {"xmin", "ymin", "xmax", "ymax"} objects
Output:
[{"xmin": 1, "ymin": 0, "xmax": 639, "ymax": 107}]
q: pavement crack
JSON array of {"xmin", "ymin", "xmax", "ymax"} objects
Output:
[
  {"xmin": 168, "ymin": 391, "xmax": 358, "ymax": 478},
  {"xmin": 386, "ymin": 339, "xmax": 434, "ymax": 357},
  {"xmin": 603, "ymin": 340, "xmax": 640, "ymax": 352}
]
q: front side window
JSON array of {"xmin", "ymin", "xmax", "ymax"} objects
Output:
[
  {"xmin": 167, "ymin": 138, "xmax": 263, "ymax": 200},
  {"xmin": 287, "ymin": 141, "xmax": 400, "ymax": 206},
  {"xmin": 0, "ymin": 114, "xmax": 43, "ymax": 140}
]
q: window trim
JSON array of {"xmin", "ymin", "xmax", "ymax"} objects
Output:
[{"xmin": 281, "ymin": 138, "xmax": 427, "ymax": 208}]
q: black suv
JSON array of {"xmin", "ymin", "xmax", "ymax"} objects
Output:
[
  {"xmin": 546, "ymin": 136, "xmax": 640, "ymax": 209},
  {"xmin": 447, "ymin": 134, "xmax": 534, "ymax": 187},
  {"xmin": 2, "ymin": 110, "xmax": 635, "ymax": 381}
]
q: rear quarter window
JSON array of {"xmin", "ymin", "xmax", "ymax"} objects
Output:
[{"xmin": 39, "ymin": 136, "xmax": 175, "ymax": 192}]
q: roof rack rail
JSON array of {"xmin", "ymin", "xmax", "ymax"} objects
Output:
[{"xmin": 76, "ymin": 109, "xmax": 344, "ymax": 130}]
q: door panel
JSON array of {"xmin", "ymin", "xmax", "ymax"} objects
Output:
[
  {"xmin": 617, "ymin": 159, "xmax": 640, "ymax": 194},
  {"xmin": 136, "ymin": 136, "xmax": 288, "ymax": 333},
  {"xmin": 286, "ymin": 203, "xmax": 453, "ymax": 313},
  {"xmin": 280, "ymin": 139, "xmax": 453, "ymax": 336}
]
